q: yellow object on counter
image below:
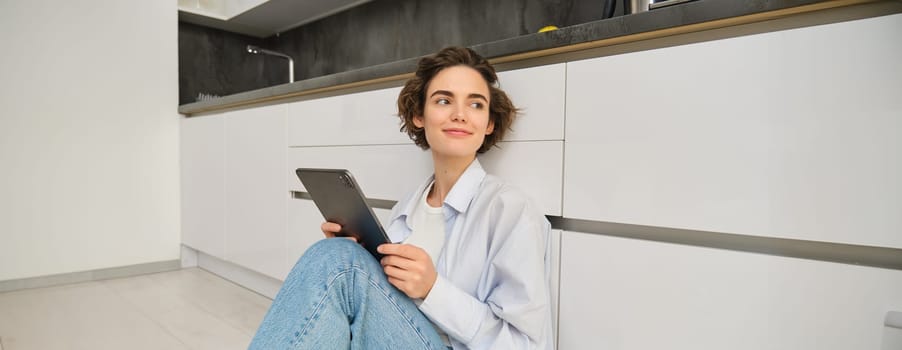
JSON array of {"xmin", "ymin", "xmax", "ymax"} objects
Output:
[{"xmin": 538, "ymin": 25, "xmax": 559, "ymax": 33}]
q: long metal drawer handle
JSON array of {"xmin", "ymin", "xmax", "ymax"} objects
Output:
[{"xmin": 289, "ymin": 191, "xmax": 902, "ymax": 271}]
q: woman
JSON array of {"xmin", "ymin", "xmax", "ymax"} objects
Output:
[{"xmin": 250, "ymin": 47, "xmax": 552, "ymax": 349}]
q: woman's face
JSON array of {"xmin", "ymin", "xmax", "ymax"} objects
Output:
[{"xmin": 414, "ymin": 65, "xmax": 494, "ymax": 160}]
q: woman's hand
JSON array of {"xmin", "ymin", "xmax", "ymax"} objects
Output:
[
  {"xmin": 378, "ymin": 244, "xmax": 437, "ymax": 299},
  {"xmin": 320, "ymin": 222, "xmax": 358, "ymax": 242}
]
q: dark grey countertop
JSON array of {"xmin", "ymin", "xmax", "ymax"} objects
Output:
[{"xmin": 178, "ymin": 0, "xmax": 870, "ymax": 115}]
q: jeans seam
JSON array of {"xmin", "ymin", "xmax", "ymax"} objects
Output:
[
  {"xmin": 291, "ymin": 267, "xmax": 354, "ymax": 348},
  {"xmin": 290, "ymin": 264, "xmax": 438, "ymax": 349},
  {"xmin": 362, "ymin": 270, "xmax": 437, "ymax": 349}
]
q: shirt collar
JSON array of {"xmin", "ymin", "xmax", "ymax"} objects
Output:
[
  {"xmin": 443, "ymin": 158, "xmax": 486, "ymax": 213},
  {"xmin": 393, "ymin": 158, "xmax": 486, "ymax": 224}
]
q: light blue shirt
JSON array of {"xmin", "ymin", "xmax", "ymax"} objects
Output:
[{"xmin": 387, "ymin": 159, "xmax": 554, "ymax": 349}]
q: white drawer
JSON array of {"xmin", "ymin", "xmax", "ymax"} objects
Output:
[
  {"xmin": 497, "ymin": 63, "xmax": 566, "ymax": 141},
  {"xmin": 557, "ymin": 231, "xmax": 902, "ymax": 350},
  {"xmin": 286, "ymin": 141, "xmax": 563, "ymax": 215},
  {"xmin": 285, "ymin": 143, "xmax": 434, "ymax": 200},
  {"xmin": 284, "ymin": 87, "xmax": 409, "ymax": 147},
  {"xmin": 563, "ymin": 14, "xmax": 902, "ymax": 248},
  {"xmin": 284, "ymin": 63, "xmax": 566, "ymax": 147},
  {"xmin": 479, "ymin": 141, "xmax": 563, "ymax": 215}
]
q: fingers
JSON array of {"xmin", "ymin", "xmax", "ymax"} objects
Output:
[
  {"xmin": 377, "ymin": 243, "xmax": 421, "ymax": 259},
  {"xmin": 380, "ymin": 254, "xmax": 419, "ymax": 272},
  {"xmin": 320, "ymin": 222, "xmax": 358, "ymax": 242},
  {"xmin": 379, "ymin": 244, "xmax": 436, "ymax": 299},
  {"xmin": 386, "ymin": 276, "xmax": 405, "ymax": 292},
  {"xmin": 382, "ymin": 265, "xmax": 414, "ymax": 281},
  {"xmin": 383, "ymin": 264, "xmax": 435, "ymax": 299},
  {"xmin": 383, "ymin": 266, "xmax": 426, "ymax": 291},
  {"xmin": 321, "ymin": 222, "xmax": 342, "ymax": 238},
  {"xmin": 378, "ymin": 244, "xmax": 432, "ymax": 272}
]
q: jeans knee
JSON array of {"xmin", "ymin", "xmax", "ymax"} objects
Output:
[
  {"xmin": 301, "ymin": 238, "xmax": 373, "ymax": 268},
  {"xmin": 310, "ymin": 237, "xmax": 363, "ymax": 255}
]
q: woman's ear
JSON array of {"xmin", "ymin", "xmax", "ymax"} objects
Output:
[
  {"xmin": 413, "ymin": 115, "xmax": 425, "ymax": 129},
  {"xmin": 485, "ymin": 118, "xmax": 495, "ymax": 135}
]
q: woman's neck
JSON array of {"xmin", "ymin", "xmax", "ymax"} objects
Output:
[{"xmin": 428, "ymin": 153, "xmax": 475, "ymax": 207}]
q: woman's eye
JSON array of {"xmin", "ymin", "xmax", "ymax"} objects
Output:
[
  {"xmin": 436, "ymin": 98, "xmax": 450, "ymax": 105},
  {"xmin": 470, "ymin": 102, "xmax": 484, "ymax": 109}
]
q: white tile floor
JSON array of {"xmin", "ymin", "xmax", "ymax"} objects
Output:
[{"xmin": 0, "ymin": 268, "xmax": 272, "ymax": 350}]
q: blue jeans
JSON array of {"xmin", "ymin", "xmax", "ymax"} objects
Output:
[{"xmin": 249, "ymin": 238, "xmax": 447, "ymax": 350}]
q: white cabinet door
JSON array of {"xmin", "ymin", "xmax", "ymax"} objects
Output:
[
  {"xmin": 284, "ymin": 198, "xmax": 328, "ymax": 280},
  {"xmin": 557, "ymin": 230, "xmax": 902, "ymax": 350},
  {"xmin": 284, "ymin": 63, "xmax": 567, "ymax": 148},
  {"xmin": 222, "ymin": 105, "xmax": 287, "ymax": 279},
  {"xmin": 286, "ymin": 141, "xmax": 563, "ymax": 215},
  {"xmin": 497, "ymin": 63, "xmax": 566, "ymax": 141},
  {"xmin": 286, "ymin": 143, "xmax": 434, "ymax": 200},
  {"xmin": 284, "ymin": 87, "xmax": 409, "ymax": 147},
  {"xmin": 180, "ymin": 115, "xmax": 225, "ymax": 257},
  {"xmin": 479, "ymin": 141, "xmax": 564, "ymax": 215},
  {"xmin": 564, "ymin": 14, "xmax": 902, "ymax": 248},
  {"xmin": 284, "ymin": 198, "xmax": 393, "ymax": 280},
  {"xmin": 549, "ymin": 229, "xmax": 562, "ymax": 348}
]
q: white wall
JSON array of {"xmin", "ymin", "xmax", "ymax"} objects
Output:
[{"xmin": 0, "ymin": 1, "xmax": 181, "ymax": 281}]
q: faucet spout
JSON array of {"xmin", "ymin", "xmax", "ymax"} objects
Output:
[{"xmin": 246, "ymin": 45, "xmax": 294, "ymax": 83}]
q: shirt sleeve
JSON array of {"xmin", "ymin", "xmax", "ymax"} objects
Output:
[{"xmin": 418, "ymin": 201, "xmax": 552, "ymax": 349}]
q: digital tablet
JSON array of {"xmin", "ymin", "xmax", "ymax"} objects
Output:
[{"xmin": 295, "ymin": 168, "xmax": 390, "ymax": 259}]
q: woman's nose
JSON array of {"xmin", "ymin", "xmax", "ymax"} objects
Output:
[{"xmin": 451, "ymin": 104, "xmax": 466, "ymax": 122}]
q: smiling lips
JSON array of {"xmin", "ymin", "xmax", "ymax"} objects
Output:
[{"xmin": 443, "ymin": 128, "xmax": 473, "ymax": 137}]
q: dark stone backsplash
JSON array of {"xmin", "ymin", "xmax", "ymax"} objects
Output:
[
  {"xmin": 179, "ymin": 0, "xmax": 626, "ymax": 105},
  {"xmin": 179, "ymin": 22, "xmax": 287, "ymax": 104}
]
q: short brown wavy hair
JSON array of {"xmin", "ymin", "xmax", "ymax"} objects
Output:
[{"xmin": 397, "ymin": 47, "xmax": 517, "ymax": 154}]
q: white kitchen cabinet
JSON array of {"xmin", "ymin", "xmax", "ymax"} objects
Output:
[
  {"xmin": 549, "ymin": 229, "xmax": 561, "ymax": 347},
  {"xmin": 180, "ymin": 105, "xmax": 290, "ymax": 280},
  {"xmin": 283, "ymin": 199, "xmax": 323, "ymax": 279},
  {"xmin": 216, "ymin": 60, "xmax": 567, "ymax": 280},
  {"xmin": 479, "ymin": 141, "xmax": 564, "ymax": 215},
  {"xmin": 284, "ymin": 87, "xmax": 409, "ymax": 147},
  {"xmin": 179, "ymin": 115, "xmax": 226, "ymax": 258},
  {"xmin": 181, "ymin": 16, "xmax": 902, "ymax": 350},
  {"xmin": 222, "ymin": 105, "xmax": 288, "ymax": 279},
  {"xmin": 563, "ymin": 14, "xmax": 902, "ymax": 248},
  {"xmin": 496, "ymin": 63, "xmax": 566, "ymax": 141},
  {"xmin": 283, "ymin": 63, "xmax": 566, "ymax": 148},
  {"xmin": 283, "ymin": 198, "xmax": 393, "ymax": 279},
  {"xmin": 286, "ymin": 140, "xmax": 564, "ymax": 215},
  {"xmin": 286, "ymin": 143, "xmax": 434, "ymax": 200},
  {"xmin": 557, "ymin": 230, "xmax": 902, "ymax": 350}
]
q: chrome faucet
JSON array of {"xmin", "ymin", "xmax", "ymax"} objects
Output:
[{"xmin": 247, "ymin": 45, "xmax": 294, "ymax": 83}]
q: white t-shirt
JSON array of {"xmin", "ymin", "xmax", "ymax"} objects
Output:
[
  {"xmin": 403, "ymin": 181, "xmax": 450, "ymax": 345},
  {"xmin": 404, "ymin": 181, "xmax": 446, "ymax": 264}
]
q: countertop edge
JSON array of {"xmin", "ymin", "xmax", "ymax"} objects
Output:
[{"xmin": 178, "ymin": 0, "xmax": 888, "ymax": 116}]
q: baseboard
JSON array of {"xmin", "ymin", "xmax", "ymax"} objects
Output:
[
  {"xmin": 180, "ymin": 244, "xmax": 199, "ymax": 268},
  {"xmin": 185, "ymin": 246, "xmax": 283, "ymax": 299},
  {"xmin": 0, "ymin": 259, "xmax": 182, "ymax": 293}
]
